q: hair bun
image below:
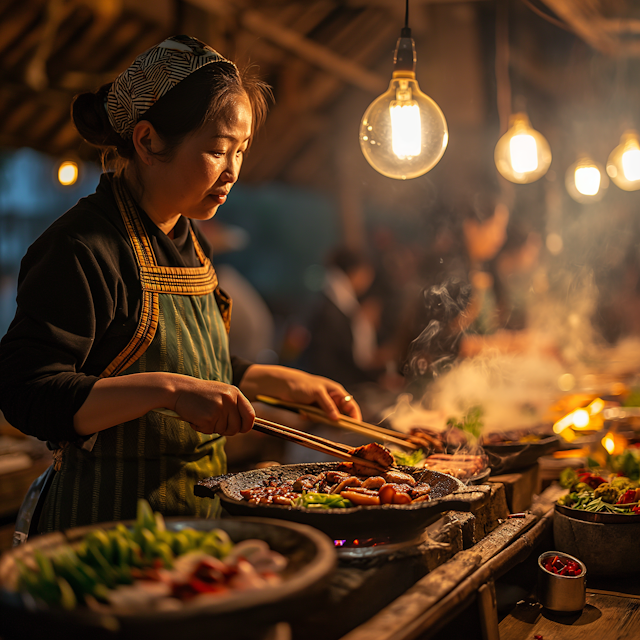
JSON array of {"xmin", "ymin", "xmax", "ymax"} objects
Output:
[{"xmin": 72, "ymin": 84, "xmax": 122, "ymax": 148}]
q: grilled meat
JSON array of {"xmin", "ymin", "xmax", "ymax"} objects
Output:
[
  {"xmin": 293, "ymin": 474, "xmax": 320, "ymax": 492},
  {"xmin": 331, "ymin": 476, "xmax": 363, "ymax": 494},
  {"xmin": 383, "ymin": 470, "xmax": 416, "ymax": 486},
  {"xmin": 350, "ymin": 442, "xmax": 394, "ymax": 469},
  {"xmin": 361, "ymin": 476, "xmax": 386, "ymax": 489}
]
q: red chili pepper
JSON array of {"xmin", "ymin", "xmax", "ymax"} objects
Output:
[
  {"xmin": 584, "ymin": 475, "xmax": 606, "ymax": 489},
  {"xmin": 617, "ymin": 489, "xmax": 637, "ymax": 505},
  {"xmin": 188, "ymin": 577, "xmax": 227, "ymax": 594},
  {"xmin": 543, "ymin": 556, "xmax": 583, "ymax": 576}
]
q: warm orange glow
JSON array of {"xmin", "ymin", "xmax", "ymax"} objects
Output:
[
  {"xmin": 603, "ymin": 434, "xmax": 615, "ymax": 455},
  {"xmin": 58, "ymin": 160, "xmax": 79, "ymax": 186},
  {"xmin": 601, "ymin": 431, "xmax": 627, "ymax": 456},
  {"xmin": 552, "ymin": 447, "xmax": 590, "ymax": 459},
  {"xmin": 587, "ymin": 398, "xmax": 605, "ymax": 415},
  {"xmin": 572, "ymin": 409, "xmax": 590, "ymax": 428},
  {"xmin": 553, "ymin": 398, "xmax": 608, "ymax": 442}
]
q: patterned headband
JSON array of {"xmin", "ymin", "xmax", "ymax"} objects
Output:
[{"xmin": 106, "ymin": 35, "xmax": 235, "ymax": 140}]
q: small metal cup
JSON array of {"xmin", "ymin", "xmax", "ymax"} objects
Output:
[{"xmin": 537, "ymin": 551, "xmax": 587, "ymax": 613}]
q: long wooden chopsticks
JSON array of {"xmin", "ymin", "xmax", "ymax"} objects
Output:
[
  {"xmin": 251, "ymin": 417, "xmax": 393, "ymax": 474},
  {"xmin": 256, "ymin": 395, "xmax": 419, "ymax": 450},
  {"xmin": 152, "ymin": 408, "xmax": 391, "ymax": 474}
]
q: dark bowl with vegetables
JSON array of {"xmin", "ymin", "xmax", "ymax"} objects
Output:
[
  {"xmin": 0, "ymin": 503, "xmax": 337, "ymax": 640},
  {"xmin": 554, "ymin": 465, "xmax": 640, "ymax": 575},
  {"xmin": 556, "ymin": 467, "xmax": 640, "ymax": 523}
]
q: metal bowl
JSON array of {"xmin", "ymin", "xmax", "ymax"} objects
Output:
[{"xmin": 537, "ymin": 551, "xmax": 587, "ymax": 613}]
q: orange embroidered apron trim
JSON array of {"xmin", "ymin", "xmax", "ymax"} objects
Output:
[{"xmin": 101, "ymin": 176, "xmax": 223, "ymax": 378}]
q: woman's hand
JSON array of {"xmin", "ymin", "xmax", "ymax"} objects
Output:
[
  {"xmin": 239, "ymin": 364, "xmax": 362, "ymax": 422},
  {"xmin": 172, "ymin": 378, "xmax": 255, "ymax": 436}
]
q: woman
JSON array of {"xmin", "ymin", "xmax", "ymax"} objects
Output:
[{"xmin": 0, "ymin": 36, "xmax": 360, "ymax": 533}]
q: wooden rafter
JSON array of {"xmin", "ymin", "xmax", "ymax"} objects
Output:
[
  {"xmin": 185, "ymin": 0, "xmax": 387, "ymax": 93},
  {"xmin": 540, "ymin": 0, "xmax": 640, "ymax": 57}
]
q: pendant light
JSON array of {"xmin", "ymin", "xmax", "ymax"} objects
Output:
[
  {"xmin": 492, "ymin": 1, "xmax": 551, "ymax": 185},
  {"xmin": 606, "ymin": 130, "xmax": 640, "ymax": 191},
  {"xmin": 359, "ymin": 0, "xmax": 448, "ymax": 180},
  {"xmin": 565, "ymin": 154, "xmax": 608, "ymax": 203},
  {"xmin": 494, "ymin": 112, "xmax": 552, "ymax": 184}
]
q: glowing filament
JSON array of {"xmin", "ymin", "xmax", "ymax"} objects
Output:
[
  {"xmin": 509, "ymin": 134, "xmax": 538, "ymax": 173},
  {"xmin": 390, "ymin": 102, "xmax": 421, "ymax": 158},
  {"xmin": 622, "ymin": 148, "xmax": 640, "ymax": 182},
  {"xmin": 58, "ymin": 161, "xmax": 78, "ymax": 186},
  {"xmin": 574, "ymin": 166, "xmax": 601, "ymax": 196}
]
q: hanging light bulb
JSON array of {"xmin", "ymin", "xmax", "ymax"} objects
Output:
[
  {"xmin": 606, "ymin": 129, "xmax": 640, "ymax": 191},
  {"xmin": 494, "ymin": 113, "xmax": 552, "ymax": 184},
  {"xmin": 565, "ymin": 155, "xmax": 608, "ymax": 203},
  {"xmin": 359, "ymin": 24, "xmax": 448, "ymax": 180}
]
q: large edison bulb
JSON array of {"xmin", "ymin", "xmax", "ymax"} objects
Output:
[
  {"xmin": 359, "ymin": 34, "xmax": 448, "ymax": 180},
  {"xmin": 494, "ymin": 113, "xmax": 552, "ymax": 184},
  {"xmin": 565, "ymin": 155, "xmax": 608, "ymax": 203},
  {"xmin": 606, "ymin": 130, "xmax": 640, "ymax": 191}
]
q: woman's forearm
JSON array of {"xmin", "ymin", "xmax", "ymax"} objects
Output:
[
  {"xmin": 73, "ymin": 372, "xmax": 180, "ymax": 436},
  {"xmin": 239, "ymin": 364, "xmax": 362, "ymax": 421},
  {"xmin": 73, "ymin": 372, "xmax": 256, "ymax": 437}
]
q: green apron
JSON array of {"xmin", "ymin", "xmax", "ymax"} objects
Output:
[{"xmin": 40, "ymin": 176, "xmax": 232, "ymax": 532}]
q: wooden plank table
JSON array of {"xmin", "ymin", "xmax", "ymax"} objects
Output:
[{"xmin": 499, "ymin": 591, "xmax": 640, "ymax": 640}]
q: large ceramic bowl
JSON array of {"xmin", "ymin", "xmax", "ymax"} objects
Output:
[{"xmin": 0, "ymin": 516, "xmax": 337, "ymax": 640}]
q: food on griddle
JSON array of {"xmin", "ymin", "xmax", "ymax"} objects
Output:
[
  {"xmin": 481, "ymin": 426, "xmax": 553, "ymax": 445},
  {"xmin": 406, "ymin": 425, "xmax": 469, "ymax": 453},
  {"xmin": 351, "ymin": 442, "xmax": 394, "ymax": 468},
  {"xmin": 407, "ymin": 427, "xmax": 446, "ymax": 453},
  {"xmin": 382, "ymin": 469, "xmax": 417, "ymax": 485},
  {"xmin": 335, "ymin": 442, "xmax": 395, "ymax": 476},
  {"xmin": 422, "ymin": 453, "xmax": 487, "ymax": 481},
  {"xmin": 239, "ymin": 467, "xmax": 431, "ymax": 508},
  {"xmin": 392, "ymin": 448, "xmax": 427, "ymax": 467},
  {"xmin": 4, "ymin": 499, "xmax": 287, "ymax": 611}
]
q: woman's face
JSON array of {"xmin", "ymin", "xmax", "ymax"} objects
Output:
[{"xmin": 146, "ymin": 92, "xmax": 253, "ymax": 225}]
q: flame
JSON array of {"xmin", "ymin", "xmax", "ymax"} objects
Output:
[
  {"xmin": 602, "ymin": 434, "xmax": 615, "ymax": 455},
  {"xmin": 572, "ymin": 409, "xmax": 590, "ymax": 428},
  {"xmin": 601, "ymin": 431, "xmax": 627, "ymax": 456},
  {"xmin": 553, "ymin": 397, "xmax": 605, "ymax": 441}
]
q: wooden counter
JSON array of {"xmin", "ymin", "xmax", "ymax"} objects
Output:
[{"xmin": 500, "ymin": 591, "xmax": 640, "ymax": 640}]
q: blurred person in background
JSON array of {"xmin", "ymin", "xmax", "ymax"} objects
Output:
[
  {"xmin": 296, "ymin": 247, "xmax": 402, "ymax": 420},
  {"xmin": 398, "ymin": 193, "xmax": 557, "ymax": 397}
]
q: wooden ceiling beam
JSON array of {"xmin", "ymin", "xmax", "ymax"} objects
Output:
[
  {"xmin": 540, "ymin": 0, "xmax": 640, "ymax": 57},
  {"xmin": 186, "ymin": 0, "xmax": 386, "ymax": 93}
]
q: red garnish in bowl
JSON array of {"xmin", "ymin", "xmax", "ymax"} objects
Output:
[{"xmin": 542, "ymin": 555, "xmax": 582, "ymax": 576}]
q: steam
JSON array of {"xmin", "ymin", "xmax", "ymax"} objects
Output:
[
  {"xmin": 402, "ymin": 278, "xmax": 471, "ymax": 382},
  {"xmin": 390, "ymin": 265, "xmax": 636, "ymax": 436},
  {"xmin": 426, "ymin": 353, "xmax": 564, "ymax": 431}
]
